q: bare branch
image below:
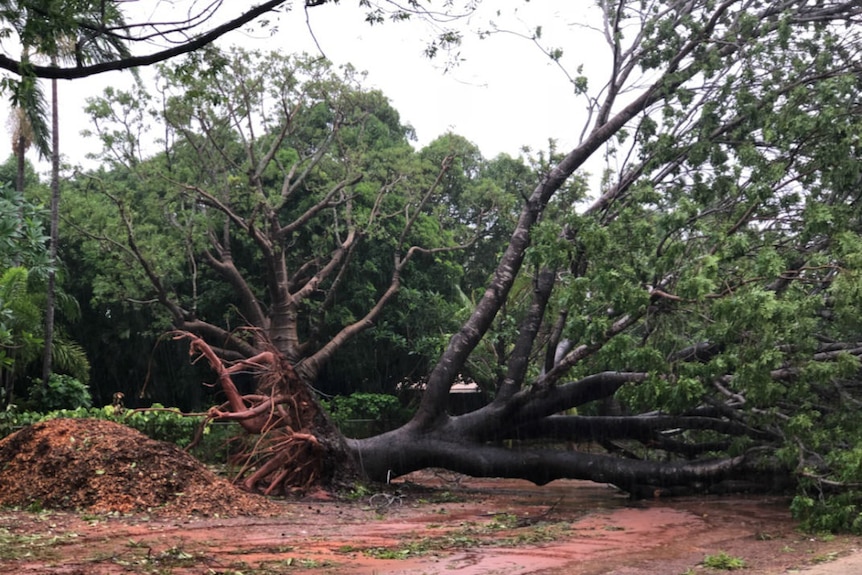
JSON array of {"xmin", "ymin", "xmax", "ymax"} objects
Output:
[{"xmin": 0, "ymin": 1, "xmax": 293, "ymax": 79}]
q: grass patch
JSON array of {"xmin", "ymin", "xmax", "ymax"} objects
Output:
[
  {"xmin": 341, "ymin": 514, "xmax": 569, "ymax": 560},
  {"xmin": 702, "ymin": 551, "xmax": 746, "ymax": 570},
  {"xmin": 258, "ymin": 557, "xmax": 333, "ymax": 569},
  {"xmin": 0, "ymin": 526, "xmax": 79, "ymax": 561},
  {"xmin": 812, "ymin": 551, "xmax": 840, "ymax": 563},
  {"xmin": 424, "ymin": 490, "xmax": 464, "ymax": 504}
]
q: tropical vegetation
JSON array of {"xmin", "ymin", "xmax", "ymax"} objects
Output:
[{"xmin": 2, "ymin": 1, "xmax": 862, "ymax": 534}]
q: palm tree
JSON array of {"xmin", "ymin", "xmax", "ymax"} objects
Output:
[
  {"xmin": 10, "ymin": 95, "xmax": 48, "ymax": 193},
  {"xmin": 41, "ymin": 58, "xmax": 60, "ymax": 388},
  {"xmin": 8, "ymin": 46, "xmax": 50, "ymax": 234},
  {"xmin": 3, "ymin": 2, "xmax": 131, "ymax": 389},
  {"xmin": 0, "ymin": 267, "xmax": 42, "ymax": 405},
  {"xmin": 39, "ymin": 8, "xmax": 131, "ymax": 388}
]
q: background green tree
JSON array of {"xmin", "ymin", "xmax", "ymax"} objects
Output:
[
  {"xmin": 0, "ymin": 181, "xmax": 89, "ymax": 407},
  {"xmin": 63, "ymin": 48, "xmax": 510, "ymax": 413}
]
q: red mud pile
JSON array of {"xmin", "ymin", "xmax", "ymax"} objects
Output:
[{"xmin": 0, "ymin": 418, "xmax": 277, "ymax": 516}]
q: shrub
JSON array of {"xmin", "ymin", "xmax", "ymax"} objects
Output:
[
  {"xmin": 0, "ymin": 404, "xmax": 238, "ymax": 465},
  {"xmin": 26, "ymin": 374, "xmax": 92, "ymax": 411},
  {"xmin": 791, "ymin": 491, "xmax": 862, "ymax": 534},
  {"xmin": 321, "ymin": 392, "xmax": 411, "ymax": 437}
]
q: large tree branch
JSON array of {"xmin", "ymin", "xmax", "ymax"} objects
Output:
[
  {"xmin": 513, "ymin": 413, "xmax": 779, "ymax": 443},
  {"xmin": 349, "ymin": 432, "xmax": 753, "ymax": 489},
  {"xmin": 105, "ymin": 189, "xmax": 186, "ymax": 322},
  {"xmin": 292, "ymin": 156, "xmax": 459, "ymax": 373},
  {"xmin": 276, "ymin": 175, "xmax": 363, "ymax": 240},
  {"xmin": 413, "ymin": 0, "xmax": 750, "ymax": 429},
  {"xmin": 495, "ymin": 267, "xmax": 557, "ymax": 402},
  {"xmin": 453, "ymin": 371, "xmax": 648, "ymax": 441},
  {"xmin": 290, "ymin": 228, "xmax": 358, "ymax": 303},
  {"xmin": 298, "ymin": 242, "xmax": 429, "ymax": 380},
  {"xmin": 0, "ymin": 0, "xmax": 292, "ymax": 79},
  {"xmin": 177, "ymin": 319, "xmax": 259, "ymax": 359},
  {"xmin": 537, "ymin": 312, "xmax": 643, "ymax": 388},
  {"xmin": 201, "ymin": 243, "xmax": 268, "ymax": 330}
]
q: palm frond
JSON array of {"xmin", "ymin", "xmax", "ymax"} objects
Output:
[
  {"xmin": 10, "ymin": 71, "xmax": 50, "ymax": 159},
  {"xmin": 53, "ymin": 289, "xmax": 81, "ymax": 323},
  {"xmin": 49, "ymin": 336, "xmax": 91, "ymax": 384},
  {"xmin": 0, "ymin": 266, "xmax": 31, "ymax": 310}
]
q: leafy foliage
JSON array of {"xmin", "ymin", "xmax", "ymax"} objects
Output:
[
  {"xmin": 0, "ymin": 180, "xmax": 91, "ymax": 406},
  {"xmin": 321, "ymin": 392, "xmax": 410, "ymax": 437},
  {"xmin": 25, "ymin": 373, "xmax": 91, "ymax": 411},
  {"xmin": 0, "ymin": 267, "xmax": 42, "ymax": 370},
  {"xmin": 0, "ymin": 183, "xmax": 48, "ymax": 271},
  {"xmin": 702, "ymin": 552, "xmax": 746, "ymax": 570}
]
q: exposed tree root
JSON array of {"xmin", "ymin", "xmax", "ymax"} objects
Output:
[
  {"xmin": 233, "ymin": 429, "xmax": 324, "ymax": 494},
  {"xmin": 174, "ymin": 331, "xmax": 329, "ymax": 494}
]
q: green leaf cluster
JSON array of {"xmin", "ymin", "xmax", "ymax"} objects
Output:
[
  {"xmin": 321, "ymin": 392, "xmax": 411, "ymax": 437},
  {"xmin": 25, "ymin": 373, "xmax": 91, "ymax": 411}
]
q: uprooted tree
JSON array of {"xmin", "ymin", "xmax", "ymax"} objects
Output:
[
  {"xmin": 65, "ymin": 1, "xmax": 862, "ymax": 530},
  {"xmin": 70, "ymin": 47, "xmax": 515, "ymax": 490}
]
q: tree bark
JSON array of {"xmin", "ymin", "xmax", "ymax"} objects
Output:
[
  {"xmin": 41, "ymin": 74, "xmax": 60, "ymax": 389},
  {"xmin": 347, "ymin": 427, "xmax": 781, "ymax": 495}
]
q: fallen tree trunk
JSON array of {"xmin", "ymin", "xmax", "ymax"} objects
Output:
[{"xmin": 347, "ymin": 425, "xmax": 791, "ymax": 497}]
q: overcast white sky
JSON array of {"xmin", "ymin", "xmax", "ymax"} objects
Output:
[{"xmin": 3, "ymin": 2, "xmax": 609, "ymax": 176}]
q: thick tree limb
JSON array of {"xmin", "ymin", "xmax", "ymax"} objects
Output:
[
  {"xmin": 0, "ymin": 1, "xmax": 292, "ymax": 79},
  {"xmin": 453, "ymin": 371, "xmax": 649, "ymax": 441},
  {"xmin": 349, "ymin": 432, "xmax": 753, "ymax": 489},
  {"xmin": 512, "ymin": 414, "xmax": 779, "ymax": 443},
  {"xmin": 202, "ymin": 246, "xmax": 268, "ymax": 331},
  {"xmin": 495, "ymin": 267, "xmax": 558, "ymax": 403},
  {"xmin": 414, "ymin": 0, "xmax": 750, "ymax": 428}
]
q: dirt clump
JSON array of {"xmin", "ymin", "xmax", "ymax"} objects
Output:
[{"xmin": 0, "ymin": 417, "xmax": 276, "ymax": 517}]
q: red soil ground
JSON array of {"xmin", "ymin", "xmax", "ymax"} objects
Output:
[{"xmin": 1, "ymin": 418, "xmax": 860, "ymax": 574}]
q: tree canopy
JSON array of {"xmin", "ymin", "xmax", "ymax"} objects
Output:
[{"xmin": 64, "ymin": 47, "xmax": 517, "ymax": 403}]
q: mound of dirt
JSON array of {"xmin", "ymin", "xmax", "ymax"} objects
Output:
[{"xmin": 0, "ymin": 418, "xmax": 278, "ymax": 516}]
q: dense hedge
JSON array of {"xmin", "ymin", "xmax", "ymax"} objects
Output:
[{"xmin": 1, "ymin": 392, "xmax": 409, "ymax": 461}]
